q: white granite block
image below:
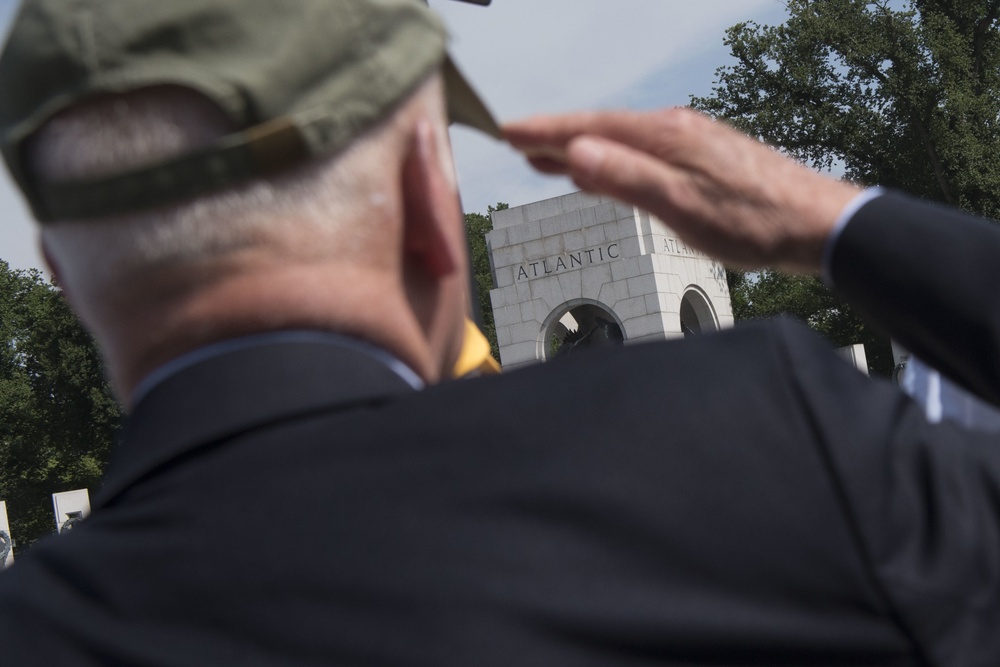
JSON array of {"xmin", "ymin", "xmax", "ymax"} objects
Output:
[
  {"xmin": 559, "ymin": 209, "xmax": 583, "ymax": 233},
  {"xmin": 520, "ymin": 301, "xmax": 536, "ymax": 322},
  {"xmin": 517, "ymin": 221, "xmax": 543, "ymax": 243},
  {"xmin": 559, "ymin": 191, "xmax": 597, "ymax": 213},
  {"xmin": 511, "ymin": 244, "xmax": 526, "ymax": 265},
  {"xmin": 496, "ymin": 325, "xmax": 512, "ymax": 347},
  {"xmin": 623, "ymin": 313, "xmax": 669, "ymax": 339},
  {"xmin": 580, "ymin": 205, "xmax": 598, "ymax": 228},
  {"xmin": 491, "ymin": 246, "xmax": 514, "ymax": 269},
  {"xmin": 525, "ymin": 196, "xmax": 564, "ymax": 222},
  {"xmin": 615, "ymin": 296, "xmax": 649, "ymax": 321},
  {"xmin": 486, "ymin": 227, "xmax": 508, "ymax": 247},
  {"xmin": 523, "ymin": 239, "xmax": 545, "ymax": 260},
  {"xmin": 622, "ymin": 258, "xmax": 642, "ymax": 279},
  {"xmin": 598, "ymin": 279, "xmax": 630, "ymax": 305},
  {"xmin": 661, "ymin": 292, "xmax": 680, "ymax": 314},
  {"xmin": 581, "ymin": 264, "xmax": 613, "ymax": 299},
  {"xmin": 491, "ymin": 206, "xmax": 524, "ymax": 229},
  {"xmin": 523, "ymin": 220, "xmax": 543, "ymax": 242},
  {"xmin": 530, "ymin": 277, "xmax": 565, "ymax": 310},
  {"xmin": 539, "ymin": 215, "xmax": 562, "ymax": 238},
  {"xmin": 649, "ymin": 215, "xmax": 672, "ymax": 236},
  {"xmin": 497, "ymin": 303, "xmax": 523, "ymax": 326},
  {"xmin": 489, "ymin": 288, "xmax": 504, "ymax": 312},
  {"xmin": 595, "ymin": 201, "xmax": 617, "ymax": 224},
  {"xmin": 502, "ymin": 285, "xmax": 519, "ymax": 306},
  {"xmin": 613, "ymin": 201, "xmax": 635, "ymax": 219},
  {"xmin": 620, "ymin": 236, "xmax": 641, "ymax": 258},
  {"xmin": 513, "ymin": 320, "xmax": 542, "ymax": 343},
  {"xmin": 611, "ymin": 260, "xmax": 628, "ymax": 282},
  {"xmin": 496, "ymin": 267, "xmax": 515, "ymax": 288},
  {"xmin": 516, "ymin": 282, "xmax": 531, "ymax": 301},
  {"xmin": 564, "ymin": 230, "xmax": 586, "ymax": 252},
  {"xmin": 603, "ymin": 222, "xmax": 620, "ymax": 242},
  {"xmin": 583, "ymin": 224, "xmax": 606, "ymax": 246},
  {"xmin": 500, "ymin": 341, "xmax": 539, "ymax": 367},
  {"xmin": 627, "ymin": 274, "xmax": 658, "ymax": 298},
  {"xmin": 650, "ymin": 251, "xmax": 669, "ymax": 273},
  {"xmin": 542, "ymin": 235, "xmax": 564, "ymax": 255},
  {"xmin": 557, "ymin": 271, "xmax": 583, "ymax": 301},
  {"xmin": 505, "ymin": 222, "xmax": 529, "ymax": 244}
]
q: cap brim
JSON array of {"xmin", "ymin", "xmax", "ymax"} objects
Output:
[
  {"xmin": 443, "ymin": 55, "xmax": 502, "ymax": 140},
  {"xmin": 29, "ymin": 54, "xmax": 501, "ymax": 223}
]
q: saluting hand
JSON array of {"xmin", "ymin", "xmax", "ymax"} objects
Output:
[{"xmin": 504, "ymin": 108, "xmax": 859, "ymax": 274}]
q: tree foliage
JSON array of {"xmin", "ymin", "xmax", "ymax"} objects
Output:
[
  {"xmin": 695, "ymin": 0, "xmax": 1000, "ymax": 372},
  {"xmin": 0, "ymin": 260, "xmax": 122, "ymax": 553},
  {"xmin": 694, "ymin": 0, "xmax": 1000, "ymax": 215},
  {"xmin": 728, "ymin": 269, "xmax": 894, "ymax": 375},
  {"xmin": 465, "ymin": 203, "xmax": 508, "ymax": 361}
]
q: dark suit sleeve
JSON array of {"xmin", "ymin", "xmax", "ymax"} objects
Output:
[
  {"xmin": 830, "ymin": 191, "xmax": 1000, "ymax": 406},
  {"xmin": 777, "ymin": 319, "xmax": 1000, "ymax": 664}
]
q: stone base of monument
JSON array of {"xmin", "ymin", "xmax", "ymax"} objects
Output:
[
  {"xmin": 0, "ymin": 500, "xmax": 12, "ymax": 570},
  {"xmin": 53, "ymin": 489, "xmax": 91, "ymax": 534},
  {"xmin": 486, "ymin": 192, "xmax": 733, "ymax": 369}
]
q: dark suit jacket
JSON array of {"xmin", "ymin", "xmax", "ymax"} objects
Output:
[
  {"xmin": 832, "ymin": 192, "xmax": 1000, "ymax": 407},
  {"xmin": 2, "ymin": 191, "xmax": 999, "ymax": 665}
]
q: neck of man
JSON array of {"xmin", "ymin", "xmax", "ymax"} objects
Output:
[{"xmin": 91, "ymin": 256, "xmax": 455, "ymax": 409}]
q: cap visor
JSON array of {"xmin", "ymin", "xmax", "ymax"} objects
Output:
[{"xmin": 443, "ymin": 56, "xmax": 502, "ymax": 140}]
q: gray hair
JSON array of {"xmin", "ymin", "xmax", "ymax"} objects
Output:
[{"xmin": 32, "ymin": 75, "xmax": 453, "ymax": 302}]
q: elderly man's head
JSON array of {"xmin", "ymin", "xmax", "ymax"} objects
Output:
[{"xmin": 0, "ymin": 0, "xmax": 499, "ymax": 401}]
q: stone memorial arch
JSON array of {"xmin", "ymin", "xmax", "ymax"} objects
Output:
[{"xmin": 486, "ymin": 192, "xmax": 733, "ymax": 370}]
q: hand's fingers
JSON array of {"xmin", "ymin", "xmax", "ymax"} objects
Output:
[
  {"xmin": 509, "ymin": 109, "xmax": 859, "ymax": 275},
  {"xmin": 505, "ymin": 108, "xmax": 713, "ymax": 165},
  {"xmin": 504, "ymin": 111, "xmax": 612, "ymax": 151},
  {"xmin": 524, "ymin": 155, "xmax": 570, "ymax": 176},
  {"xmin": 518, "ymin": 144, "xmax": 569, "ymax": 165}
]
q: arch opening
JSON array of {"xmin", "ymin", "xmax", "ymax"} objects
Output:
[
  {"xmin": 680, "ymin": 288, "xmax": 719, "ymax": 338},
  {"xmin": 543, "ymin": 302, "xmax": 624, "ymax": 360}
]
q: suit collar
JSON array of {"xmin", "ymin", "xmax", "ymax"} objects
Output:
[{"xmin": 96, "ymin": 339, "xmax": 416, "ymax": 508}]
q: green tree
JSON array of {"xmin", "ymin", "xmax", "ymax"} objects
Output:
[
  {"xmin": 728, "ymin": 270, "xmax": 894, "ymax": 375},
  {"xmin": 694, "ymin": 0, "xmax": 1000, "ymax": 373},
  {"xmin": 465, "ymin": 202, "xmax": 508, "ymax": 361},
  {"xmin": 0, "ymin": 260, "xmax": 122, "ymax": 554},
  {"xmin": 694, "ymin": 0, "xmax": 1000, "ymax": 213}
]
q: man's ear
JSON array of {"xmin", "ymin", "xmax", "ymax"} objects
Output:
[
  {"xmin": 41, "ymin": 237, "xmax": 66, "ymax": 290},
  {"xmin": 400, "ymin": 119, "xmax": 461, "ymax": 278}
]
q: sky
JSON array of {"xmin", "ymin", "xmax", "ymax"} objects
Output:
[{"xmin": 0, "ymin": 0, "xmax": 787, "ymax": 274}]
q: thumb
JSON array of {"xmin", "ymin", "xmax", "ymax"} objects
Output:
[{"xmin": 565, "ymin": 136, "xmax": 684, "ymax": 220}]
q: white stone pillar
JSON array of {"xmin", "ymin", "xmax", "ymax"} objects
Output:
[
  {"xmin": 0, "ymin": 500, "xmax": 13, "ymax": 569},
  {"xmin": 52, "ymin": 489, "xmax": 91, "ymax": 534}
]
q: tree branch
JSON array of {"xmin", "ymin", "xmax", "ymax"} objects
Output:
[
  {"xmin": 913, "ymin": 111, "xmax": 955, "ymax": 204},
  {"xmin": 973, "ymin": 0, "xmax": 1000, "ymax": 83}
]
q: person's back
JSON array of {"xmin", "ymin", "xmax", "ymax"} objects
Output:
[
  {"xmin": 3, "ymin": 0, "xmax": 1000, "ymax": 665},
  {"xmin": 1, "ymin": 316, "xmax": 966, "ymax": 665}
]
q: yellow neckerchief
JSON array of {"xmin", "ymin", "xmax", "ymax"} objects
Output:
[{"xmin": 453, "ymin": 319, "xmax": 501, "ymax": 378}]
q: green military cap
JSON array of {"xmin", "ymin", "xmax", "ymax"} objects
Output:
[{"xmin": 0, "ymin": 0, "xmax": 501, "ymax": 222}]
